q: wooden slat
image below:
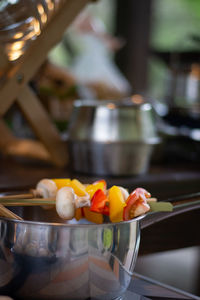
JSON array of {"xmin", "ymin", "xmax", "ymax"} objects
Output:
[{"xmin": 17, "ymin": 85, "xmax": 68, "ymax": 166}]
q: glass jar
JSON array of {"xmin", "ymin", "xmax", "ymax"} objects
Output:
[{"xmin": 0, "ymin": 0, "xmax": 62, "ymax": 61}]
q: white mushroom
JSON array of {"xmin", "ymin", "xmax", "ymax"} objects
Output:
[
  {"xmin": 56, "ymin": 187, "xmax": 76, "ymax": 220},
  {"xmin": 75, "ymin": 193, "xmax": 90, "ymax": 208},
  {"xmin": 119, "ymin": 187, "xmax": 129, "ymax": 202},
  {"xmin": 35, "ymin": 179, "xmax": 57, "ymax": 198}
]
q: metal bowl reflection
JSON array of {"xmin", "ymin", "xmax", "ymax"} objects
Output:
[{"xmin": 0, "ymin": 207, "xmax": 142, "ymax": 300}]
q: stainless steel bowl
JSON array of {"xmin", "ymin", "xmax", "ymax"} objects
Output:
[
  {"xmin": 0, "ymin": 207, "xmax": 142, "ymax": 300},
  {"xmin": 0, "ymin": 193, "xmax": 199, "ymax": 300},
  {"xmin": 67, "ymin": 99, "xmax": 161, "ymax": 176}
]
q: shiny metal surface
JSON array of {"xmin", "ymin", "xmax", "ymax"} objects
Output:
[
  {"xmin": 68, "ymin": 99, "xmax": 159, "ymax": 143},
  {"xmin": 67, "ymin": 99, "xmax": 160, "ymax": 175},
  {"xmin": 0, "ymin": 209, "xmax": 142, "ymax": 300},
  {"xmin": 166, "ymin": 64, "xmax": 200, "ymax": 111},
  {"xmin": 69, "ymin": 141, "xmax": 154, "ymax": 176}
]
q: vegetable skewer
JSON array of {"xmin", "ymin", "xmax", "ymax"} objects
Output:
[{"xmin": 0, "ymin": 177, "xmax": 172, "ymax": 223}]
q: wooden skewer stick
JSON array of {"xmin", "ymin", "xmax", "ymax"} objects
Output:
[
  {"xmin": 0, "ymin": 204, "xmax": 23, "ymax": 220},
  {"xmin": 0, "ymin": 193, "xmax": 34, "ymax": 200},
  {"xmin": 0, "ymin": 197, "xmax": 55, "ymax": 207}
]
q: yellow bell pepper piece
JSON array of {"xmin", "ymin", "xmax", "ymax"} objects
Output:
[
  {"xmin": 108, "ymin": 186, "xmax": 126, "ymax": 223},
  {"xmin": 52, "ymin": 178, "xmax": 71, "ymax": 190},
  {"xmin": 71, "ymin": 179, "xmax": 86, "ymax": 197},
  {"xmin": 83, "ymin": 207, "xmax": 103, "ymax": 224},
  {"xmin": 85, "ymin": 181, "xmax": 106, "ymax": 198}
]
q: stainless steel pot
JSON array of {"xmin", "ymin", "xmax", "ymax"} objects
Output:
[
  {"xmin": 0, "ymin": 194, "xmax": 199, "ymax": 300},
  {"xmin": 67, "ymin": 99, "xmax": 161, "ymax": 176}
]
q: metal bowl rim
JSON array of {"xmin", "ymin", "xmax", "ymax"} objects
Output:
[
  {"xmin": 73, "ymin": 99, "xmax": 153, "ymax": 110},
  {"xmin": 67, "ymin": 137, "xmax": 161, "ymax": 145},
  {"xmin": 0, "ymin": 214, "xmax": 145, "ymax": 227}
]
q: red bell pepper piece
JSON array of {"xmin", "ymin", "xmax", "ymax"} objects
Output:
[
  {"xmin": 123, "ymin": 188, "xmax": 151, "ymax": 221},
  {"xmin": 90, "ymin": 189, "xmax": 109, "ymax": 216}
]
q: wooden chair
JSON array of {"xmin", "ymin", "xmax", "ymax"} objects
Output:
[{"xmin": 0, "ymin": 0, "xmax": 92, "ymax": 167}]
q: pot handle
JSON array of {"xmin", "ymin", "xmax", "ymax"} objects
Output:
[{"xmin": 141, "ymin": 192, "xmax": 200, "ymax": 229}]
